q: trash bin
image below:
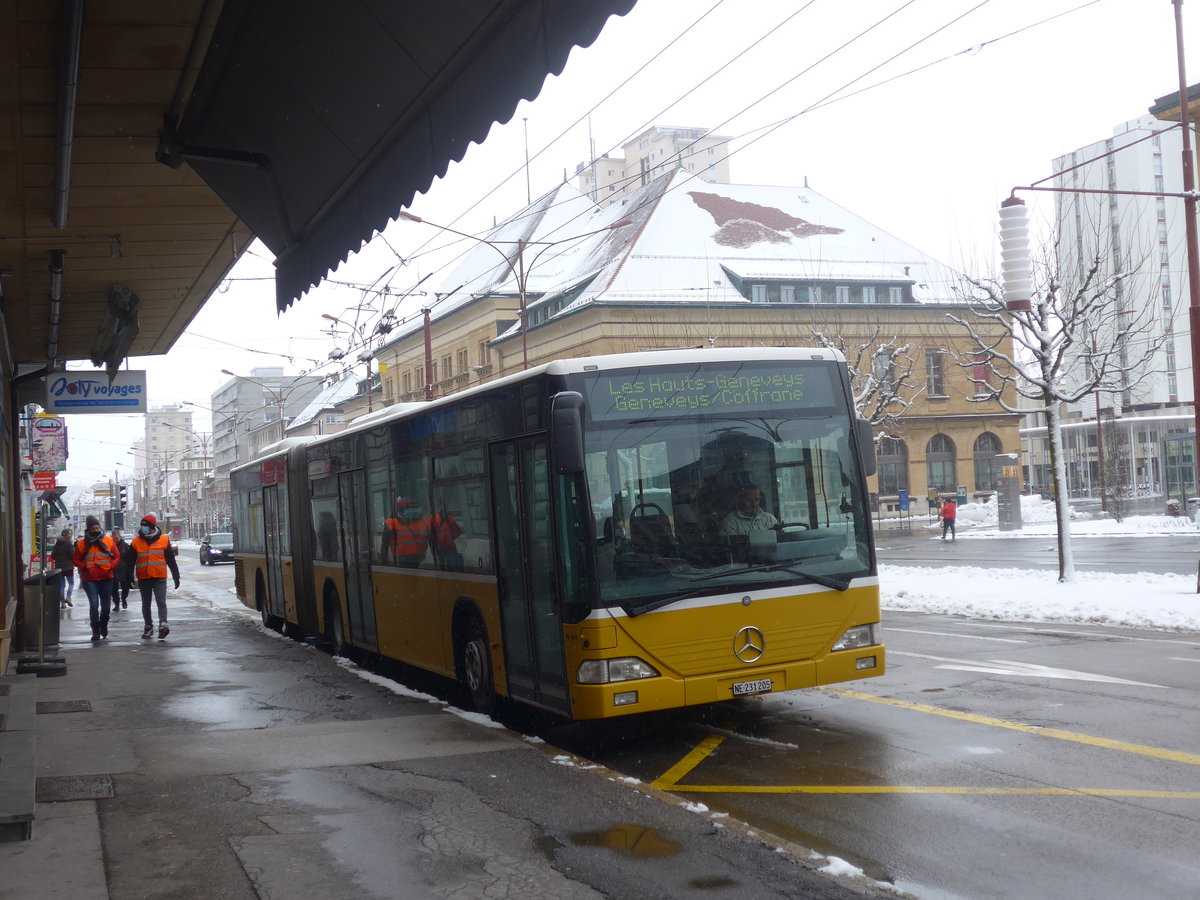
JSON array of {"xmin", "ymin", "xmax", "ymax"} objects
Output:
[{"xmin": 21, "ymin": 569, "xmax": 63, "ymax": 650}]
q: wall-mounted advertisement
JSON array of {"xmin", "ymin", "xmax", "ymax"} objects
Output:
[
  {"xmin": 30, "ymin": 415, "xmax": 67, "ymax": 471},
  {"xmin": 45, "ymin": 370, "xmax": 147, "ymax": 414}
]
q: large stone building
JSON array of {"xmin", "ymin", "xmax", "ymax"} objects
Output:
[{"xmin": 379, "ymin": 169, "xmax": 1019, "ymax": 511}]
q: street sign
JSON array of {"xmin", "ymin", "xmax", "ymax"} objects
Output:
[
  {"xmin": 898, "ymin": 489, "xmax": 910, "ymax": 512},
  {"xmin": 32, "ymin": 472, "xmax": 57, "ymax": 490}
]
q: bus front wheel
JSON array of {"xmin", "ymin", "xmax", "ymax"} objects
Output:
[{"xmin": 461, "ymin": 619, "xmax": 496, "ymax": 715}]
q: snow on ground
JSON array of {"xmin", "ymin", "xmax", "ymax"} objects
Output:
[{"xmin": 882, "ymin": 495, "xmax": 1200, "ymax": 633}]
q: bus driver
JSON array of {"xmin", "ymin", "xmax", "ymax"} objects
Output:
[{"xmin": 720, "ymin": 484, "xmax": 779, "ymax": 536}]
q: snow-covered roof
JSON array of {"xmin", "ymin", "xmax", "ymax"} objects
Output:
[
  {"xmin": 286, "ymin": 376, "xmax": 361, "ymax": 431},
  {"xmin": 473, "ymin": 170, "xmax": 965, "ymax": 341}
]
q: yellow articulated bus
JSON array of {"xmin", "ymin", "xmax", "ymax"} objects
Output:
[{"xmin": 231, "ymin": 348, "xmax": 884, "ymax": 719}]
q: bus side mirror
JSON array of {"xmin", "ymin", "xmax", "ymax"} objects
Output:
[
  {"xmin": 551, "ymin": 391, "xmax": 586, "ymax": 474},
  {"xmin": 857, "ymin": 418, "xmax": 876, "ymax": 477}
]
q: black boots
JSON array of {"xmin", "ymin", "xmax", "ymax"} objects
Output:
[{"xmin": 90, "ymin": 624, "xmax": 100, "ymax": 641}]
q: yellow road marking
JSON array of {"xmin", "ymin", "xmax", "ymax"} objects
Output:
[
  {"xmin": 670, "ymin": 786, "xmax": 1200, "ymax": 797},
  {"xmin": 652, "ymin": 735, "xmax": 724, "ymax": 790},
  {"xmin": 826, "ymin": 688, "xmax": 1200, "ymax": 767}
]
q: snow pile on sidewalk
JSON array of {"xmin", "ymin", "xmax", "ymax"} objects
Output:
[{"xmin": 882, "ymin": 564, "xmax": 1200, "ymax": 632}]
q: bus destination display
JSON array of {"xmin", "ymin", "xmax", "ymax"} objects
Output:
[{"xmin": 583, "ymin": 365, "xmax": 836, "ymax": 420}]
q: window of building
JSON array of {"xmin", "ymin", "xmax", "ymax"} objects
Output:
[
  {"xmin": 926, "ymin": 350, "xmax": 946, "ymax": 396},
  {"xmin": 926, "ymin": 434, "xmax": 956, "ymax": 494},
  {"xmin": 751, "ymin": 284, "xmax": 768, "ymax": 302},
  {"xmin": 877, "ymin": 437, "xmax": 909, "ymax": 496},
  {"xmin": 402, "ymin": 372, "xmax": 411, "ymax": 393},
  {"xmin": 781, "ymin": 285, "xmax": 795, "ymax": 303},
  {"xmin": 862, "ymin": 286, "xmax": 876, "ymax": 304},
  {"xmin": 457, "ymin": 349, "xmax": 469, "ymax": 373},
  {"xmin": 441, "ymin": 356, "xmax": 452, "ymax": 380},
  {"xmin": 972, "ymin": 351, "xmax": 990, "ymax": 397},
  {"xmin": 835, "ymin": 286, "xmax": 850, "ymax": 303},
  {"xmin": 889, "ymin": 286, "xmax": 903, "ymax": 304},
  {"xmin": 973, "ymin": 432, "xmax": 1003, "ymax": 491},
  {"xmin": 872, "ymin": 351, "xmax": 895, "ymax": 394}
]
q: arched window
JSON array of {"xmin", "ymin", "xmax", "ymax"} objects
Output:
[
  {"xmin": 877, "ymin": 437, "xmax": 909, "ymax": 496},
  {"xmin": 973, "ymin": 432, "xmax": 1003, "ymax": 491},
  {"xmin": 926, "ymin": 434, "xmax": 956, "ymax": 494}
]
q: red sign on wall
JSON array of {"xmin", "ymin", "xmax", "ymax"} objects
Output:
[{"xmin": 33, "ymin": 472, "xmax": 57, "ymax": 490}]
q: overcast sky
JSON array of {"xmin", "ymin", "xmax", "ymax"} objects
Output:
[{"xmin": 58, "ymin": 0, "xmax": 1196, "ymax": 496}]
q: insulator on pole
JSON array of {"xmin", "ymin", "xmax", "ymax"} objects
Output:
[{"xmin": 999, "ymin": 197, "xmax": 1032, "ymax": 312}]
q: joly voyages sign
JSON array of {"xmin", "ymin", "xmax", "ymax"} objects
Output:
[{"xmin": 45, "ymin": 370, "xmax": 147, "ymax": 414}]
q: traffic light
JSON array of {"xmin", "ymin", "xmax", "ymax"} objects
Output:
[{"xmin": 119, "ymin": 485, "xmax": 128, "ymax": 509}]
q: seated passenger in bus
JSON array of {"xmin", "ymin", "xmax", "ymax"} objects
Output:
[
  {"xmin": 382, "ymin": 497, "xmax": 429, "ymax": 567},
  {"xmin": 720, "ymin": 484, "xmax": 779, "ymax": 536}
]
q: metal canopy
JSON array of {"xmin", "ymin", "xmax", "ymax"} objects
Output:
[
  {"xmin": 164, "ymin": 0, "xmax": 637, "ymax": 313},
  {"xmin": 1, "ymin": 0, "xmax": 635, "ymax": 370}
]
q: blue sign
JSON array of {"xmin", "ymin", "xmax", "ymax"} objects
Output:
[
  {"xmin": 897, "ymin": 489, "xmax": 909, "ymax": 511},
  {"xmin": 45, "ymin": 370, "xmax": 147, "ymax": 414}
]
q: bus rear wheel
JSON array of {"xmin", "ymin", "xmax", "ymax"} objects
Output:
[
  {"xmin": 257, "ymin": 577, "xmax": 283, "ymax": 633},
  {"xmin": 325, "ymin": 593, "xmax": 346, "ymax": 656},
  {"xmin": 460, "ymin": 619, "xmax": 496, "ymax": 716}
]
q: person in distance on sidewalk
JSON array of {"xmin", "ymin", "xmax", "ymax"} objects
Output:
[
  {"xmin": 131, "ymin": 514, "xmax": 180, "ymax": 640},
  {"xmin": 110, "ymin": 527, "xmax": 134, "ymax": 612}
]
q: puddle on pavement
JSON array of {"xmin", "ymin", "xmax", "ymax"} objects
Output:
[
  {"xmin": 569, "ymin": 824, "xmax": 681, "ymax": 858},
  {"xmin": 162, "ymin": 686, "xmax": 278, "ymax": 730}
]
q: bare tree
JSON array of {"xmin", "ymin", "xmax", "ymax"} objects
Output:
[
  {"xmin": 949, "ymin": 242, "xmax": 1164, "ymax": 582},
  {"xmin": 810, "ymin": 328, "xmax": 922, "ymax": 441},
  {"xmin": 1100, "ymin": 406, "xmax": 1132, "ymax": 523}
]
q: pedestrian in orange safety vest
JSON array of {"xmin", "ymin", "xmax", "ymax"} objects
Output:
[
  {"xmin": 131, "ymin": 514, "xmax": 180, "ymax": 640},
  {"xmin": 382, "ymin": 497, "xmax": 429, "ymax": 568},
  {"xmin": 428, "ymin": 508, "xmax": 463, "ymax": 570},
  {"xmin": 73, "ymin": 515, "xmax": 118, "ymax": 641}
]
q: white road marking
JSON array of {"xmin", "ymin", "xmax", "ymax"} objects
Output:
[
  {"xmin": 892, "ymin": 651, "xmax": 1167, "ymax": 687},
  {"xmin": 888, "ymin": 627, "xmax": 1027, "ymax": 644}
]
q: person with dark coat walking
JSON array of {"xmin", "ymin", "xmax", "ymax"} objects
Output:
[
  {"xmin": 72, "ymin": 516, "xmax": 118, "ymax": 639},
  {"xmin": 51, "ymin": 527, "xmax": 75, "ymax": 608},
  {"xmin": 110, "ymin": 528, "xmax": 134, "ymax": 613}
]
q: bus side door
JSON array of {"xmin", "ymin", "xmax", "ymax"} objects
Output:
[
  {"xmin": 338, "ymin": 470, "xmax": 378, "ymax": 651},
  {"xmin": 262, "ymin": 484, "xmax": 286, "ymax": 623},
  {"xmin": 489, "ymin": 436, "xmax": 569, "ymax": 714}
]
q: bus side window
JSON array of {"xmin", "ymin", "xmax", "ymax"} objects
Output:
[{"xmin": 311, "ymin": 477, "xmax": 341, "ymax": 562}]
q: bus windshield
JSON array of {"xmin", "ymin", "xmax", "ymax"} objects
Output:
[{"xmin": 576, "ymin": 365, "xmax": 872, "ymax": 616}]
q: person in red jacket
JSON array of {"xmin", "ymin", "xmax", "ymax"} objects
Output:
[
  {"xmin": 73, "ymin": 515, "xmax": 118, "ymax": 640},
  {"xmin": 940, "ymin": 498, "xmax": 957, "ymax": 541}
]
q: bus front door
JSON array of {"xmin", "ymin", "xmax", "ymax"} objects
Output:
[
  {"xmin": 262, "ymin": 484, "xmax": 286, "ymax": 622},
  {"xmin": 338, "ymin": 470, "xmax": 377, "ymax": 651},
  {"xmin": 489, "ymin": 437, "xmax": 569, "ymax": 714}
]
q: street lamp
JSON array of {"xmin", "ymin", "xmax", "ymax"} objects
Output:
[{"xmin": 397, "ymin": 211, "xmax": 634, "ymax": 370}]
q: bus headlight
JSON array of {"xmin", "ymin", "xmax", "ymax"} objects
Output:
[
  {"xmin": 576, "ymin": 657, "xmax": 660, "ymax": 684},
  {"xmin": 832, "ymin": 623, "xmax": 879, "ymax": 652}
]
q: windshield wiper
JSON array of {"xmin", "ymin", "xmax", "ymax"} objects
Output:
[{"xmin": 686, "ymin": 562, "xmax": 851, "ymax": 592}]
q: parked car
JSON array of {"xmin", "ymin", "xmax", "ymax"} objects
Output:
[{"xmin": 199, "ymin": 532, "xmax": 234, "ymax": 565}]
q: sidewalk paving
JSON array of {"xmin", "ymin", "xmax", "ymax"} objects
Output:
[{"xmin": 0, "ymin": 589, "xmax": 897, "ymax": 899}]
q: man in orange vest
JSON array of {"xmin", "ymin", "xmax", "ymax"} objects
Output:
[
  {"xmin": 382, "ymin": 497, "xmax": 429, "ymax": 568},
  {"xmin": 131, "ymin": 514, "xmax": 180, "ymax": 639},
  {"xmin": 72, "ymin": 515, "xmax": 118, "ymax": 640}
]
